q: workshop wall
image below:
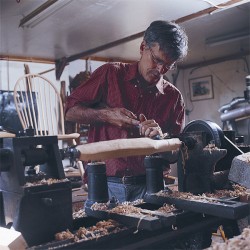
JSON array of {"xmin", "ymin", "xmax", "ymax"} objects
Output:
[
  {"xmin": 0, "ymin": 60, "xmax": 70, "ymax": 92},
  {"xmin": 176, "ymin": 56, "xmax": 250, "ymax": 144},
  {"xmin": 1, "ymin": 56, "xmax": 249, "ymax": 145}
]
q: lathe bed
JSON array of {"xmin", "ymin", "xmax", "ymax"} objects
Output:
[
  {"xmin": 26, "ymin": 188, "xmax": 240, "ymax": 250},
  {"xmin": 1, "ymin": 119, "xmax": 250, "ymax": 249}
]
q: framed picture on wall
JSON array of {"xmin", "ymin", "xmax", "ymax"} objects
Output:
[{"xmin": 189, "ymin": 75, "xmax": 214, "ymax": 101}]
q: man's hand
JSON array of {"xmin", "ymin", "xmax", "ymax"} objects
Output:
[
  {"xmin": 138, "ymin": 114, "xmax": 163, "ymax": 138},
  {"xmin": 101, "ymin": 107, "xmax": 140, "ymax": 128}
]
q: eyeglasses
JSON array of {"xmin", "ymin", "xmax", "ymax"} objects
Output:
[{"xmin": 148, "ymin": 47, "xmax": 176, "ymax": 72}]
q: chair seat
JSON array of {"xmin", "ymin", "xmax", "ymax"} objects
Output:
[
  {"xmin": 0, "ymin": 131, "xmax": 16, "ymax": 138},
  {"xmin": 57, "ymin": 133, "xmax": 80, "ymax": 140}
]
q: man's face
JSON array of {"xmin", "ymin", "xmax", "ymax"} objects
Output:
[{"xmin": 139, "ymin": 42, "xmax": 176, "ymax": 86}]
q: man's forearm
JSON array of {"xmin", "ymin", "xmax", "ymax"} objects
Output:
[{"xmin": 65, "ymin": 105, "xmax": 107, "ymax": 125}]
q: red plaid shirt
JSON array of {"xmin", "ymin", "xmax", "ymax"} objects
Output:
[{"xmin": 65, "ymin": 62, "xmax": 185, "ymax": 177}]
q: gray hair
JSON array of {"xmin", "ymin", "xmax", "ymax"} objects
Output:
[{"xmin": 144, "ymin": 20, "xmax": 188, "ymax": 61}]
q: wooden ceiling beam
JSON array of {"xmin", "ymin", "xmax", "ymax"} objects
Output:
[{"xmin": 0, "ymin": 55, "xmax": 55, "ymax": 64}]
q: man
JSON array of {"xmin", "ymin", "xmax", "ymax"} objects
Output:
[{"xmin": 65, "ymin": 20, "xmax": 188, "ymax": 202}]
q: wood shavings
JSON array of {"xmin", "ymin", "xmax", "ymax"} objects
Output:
[
  {"xmin": 72, "ymin": 202, "xmax": 86, "ymax": 219},
  {"xmin": 55, "ymin": 229, "xmax": 74, "ymax": 241},
  {"xmin": 90, "ymin": 199, "xmax": 144, "ymax": 212},
  {"xmin": 133, "ymin": 215, "xmax": 147, "ymax": 234},
  {"xmin": 121, "ymin": 199, "xmax": 144, "ymax": 206},
  {"xmin": 156, "ymin": 184, "xmax": 250, "ymax": 204},
  {"xmin": 97, "ymin": 202, "xmax": 174, "ymax": 216},
  {"xmin": 157, "ymin": 204, "xmax": 176, "ymax": 213},
  {"xmin": 76, "ymin": 219, "xmax": 125, "ymax": 241},
  {"xmin": 91, "ymin": 200, "xmax": 175, "ymax": 217},
  {"xmin": 55, "ymin": 220, "xmax": 126, "ymax": 242},
  {"xmin": 109, "ymin": 204, "xmax": 148, "ymax": 215},
  {"xmin": 73, "ymin": 208, "xmax": 86, "ymax": 219},
  {"xmin": 157, "ymin": 190, "xmax": 192, "ymax": 199},
  {"xmin": 204, "ymin": 184, "xmax": 250, "ymax": 199},
  {"xmin": 208, "ymin": 227, "xmax": 250, "ymax": 250},
  {"xmin": 24, "ymin": 178, "xmax": 68, "ymax": 187},
  {"xmin": 91, "ymin": 202, "xmax": 109, "ymax": 211},
  {"xmin": 156, "ymin": 190, "xmax": 220, "ymax": 204}
]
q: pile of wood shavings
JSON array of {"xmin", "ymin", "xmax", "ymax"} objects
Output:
[
  {"xmin": 208, "ymin": 227, "xmax": 250, "ymax": 250},
  {"xmin": 156, "ymin": 184, "xmax": 250, "ymax": 203},
  {"xmin": 157, "ymin": 204, "xmax": 176, "ymax": 213},
  {"xmin": 72, "ymin": 202, "xmax": 86, "ymax": 219},
  {"xmin": 109, "ymin": 204, "xmax": 147, "ymax": 215},
  {"xmin": 157, "ymin": 190, "xmax": 193, "ymax": 199},
  {"xmin": 91, "ymin": 200, "xmax": 175, "ymax": 216},
  {"xmin": 24, "ymin": 178, "xmax": 68, "ymax": 187},
  {"xmin": 55, "ymin": 219, "xmax": 126, "ymax": 242},
  {"xmin": 90, "ymin": 199, "xmax": 144, "ymax": 212},
  {"xmin": 205, "ymin": 184, "xmax": 249, "ymax": 199},
  {"xmin": 156, "ymin": 190, "xmax": 220, "ymax": 204},
  {"xmin": 73, "ymin": 209, "xmax": 86, "ymax": 219},
  {"xmin": 91, "ymin": 202, "xmax": 109, "ymax": 211},
  {"xmin": 75, "ymin": 219, "xmax": 125, "ymax": 241},
  {"xmin": 55, "ymin": 229, "xmax": 74, "ymax": 241},
  {"xmin": 122, "ymin": 199, "xmax": 144, "ymax": 206}
]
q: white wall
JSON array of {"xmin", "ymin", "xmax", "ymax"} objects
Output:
[
  {"xmin": 0, "ymin": 60, "xmax": 70, "ymax": 92},
  {"xmin": 175, "ymin": 56, "xmax": 250, "ymax": 144}
]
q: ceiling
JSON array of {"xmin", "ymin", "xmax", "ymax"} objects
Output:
[{"xmin": 0, "ymin": 0, "xmax": 250, "ymax": 77}]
